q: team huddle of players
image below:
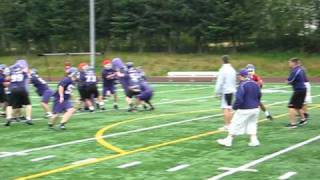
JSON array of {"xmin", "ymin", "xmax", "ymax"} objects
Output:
[{"xmin": 0, "ymin": 58, "xmax": 154, "ymax": 129}]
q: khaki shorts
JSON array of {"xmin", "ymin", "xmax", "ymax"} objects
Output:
[{"xmin": 229, "ymin": 108, "xmax": 260, "ymax": 135}]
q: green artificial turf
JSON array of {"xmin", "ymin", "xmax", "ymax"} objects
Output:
[{"xmin": 0, "ymin": 83, "xmax": 319, "ymax": 180}]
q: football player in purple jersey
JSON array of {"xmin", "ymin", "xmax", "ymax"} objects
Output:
[
  {"xmin": 5, "ymin": 64, "xmax": 33, "ymax": 126},
  {"xmin": 49, "ymin": 67, "xmax": 79, "ymax": 130},
  {"xmin": 101, "ymin": 59, "xmax": 118, "ymax": 109},
  {"xmin": 30, "ymin": 69, "xmax": 54, "ymax": 118}
]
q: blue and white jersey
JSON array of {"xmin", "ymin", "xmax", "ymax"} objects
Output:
[
  {"xmin": 31, "ymin": 74, "xmax": 50, "ymax": 96},
  {"xmin": 84, "ymin": 68, "xmax": 97, "ymax": 86},
  {"xmin": 54, "ymin": 77, "xmax": 75, "ymax": 100},
  {"xmin": 8, "ymin": 68, "xmax": 28, "ymax": 90},
  {"xmin": 128, "ymin": 67, "xmax": 143, "ymax": 90}
]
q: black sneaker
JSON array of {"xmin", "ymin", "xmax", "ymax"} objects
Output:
[
  {"xmin": 25, "ymin": 120, "xmax": 34, "ymax": 125},
  {"xmin": 13, "ymin": 118, "xmax": 20, "ymax": 122},
  {"xmin": 19, "ymin": 116, "xmax": 27, "ymax": 121},
  {"xmin": 267, "ymin": 115, "xmax": 273, "ymax": 121},
  {"xmin": 60, "ymin": 125, "xmax": 66, "ymax": 130},
  {"xmin": 285, "ymin": 123, "xmax": 298, "ymax": 129},
  {"xmin": 4, "ymin": 119, "xmax": 12, "ymax": 126},
  {"xmin": 299, "ymin": 119, "xmax": 308, "ymax": 126},
  {"xmin": 128, "ymin": 107, "xmax": 137, "ymax": 112}
]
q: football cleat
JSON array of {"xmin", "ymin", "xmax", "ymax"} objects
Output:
[
  {"xmin": 298, "ymin": 119, "xmax": 308, "ymax": 126},
  {"xmin": 48, "ymin": 124, "xmax": 54, "ymax": 129},
  {"xmin": 266, "ymin": 115, "xmax": 273, "ymax": 121}
]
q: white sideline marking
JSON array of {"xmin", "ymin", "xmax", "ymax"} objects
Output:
[
  {"xmin": 167, "ymin": 164, "xmax": 190, "ymax": 172},
  {"xmin": 208, "ymin": 135, "xmax": 320, "ymax": 180},
  {"xmin": 30, "ymin": 155, "xmax": 55, "ymax": 162},
  {"xmin": 117, "ymin": 161, "xmax": 141, "ymax": 169},
  {"xmin": 278, "ymin": 172, "xmax": 297, "ymax": 180},
  {"xmin": 0, "ymin": 96, "xmax": 312, "ymax": 159},
  {"xmin": 218, "ymin": 167, "xmax": 258, "ymax": 172},
  {"xmin": 71, "ymin": 158, "xmax": 97, "ymax": 165}
]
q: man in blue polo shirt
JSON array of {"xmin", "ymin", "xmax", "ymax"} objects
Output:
[
  {"xmin": 286, "ymin": 58, "xmax": 307, "ymax": 128},
  {"xmin": 217, "ymin": 69, "xmax": 261, "ymax": 147}
]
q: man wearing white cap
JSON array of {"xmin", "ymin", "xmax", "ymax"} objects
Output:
[{"xmin": 217, "ymin": 69, "xmax": 261, "ymax": 147}]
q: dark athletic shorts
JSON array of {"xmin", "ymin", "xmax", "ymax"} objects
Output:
[
  {"xmin": 84, "ymin": 84, "xmax": 99, "ymax": 99},
  {"xmin": 10, "ymin": 88, "xmax": 31, "ymax": 109},
  {"xmin": 288, "ymin": 89, "xmax": 306, "ymax": 109}
]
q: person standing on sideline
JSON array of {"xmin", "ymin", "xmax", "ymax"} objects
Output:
[
  {"xmin": 215, "ymin": 55, "xmax": 237, "ymax": 131},
  {"xmin": 217, "ymin": 69, "xmax": 261, "ymax": 147},
  {"xmin": 286, "ymin": 58, "xmax": 307, "ymax": 128}
]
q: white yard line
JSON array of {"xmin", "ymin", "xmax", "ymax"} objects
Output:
[
  {"xmin": 1, "ymin": 95, "xmax": 216, "ymax": 124},
  {"xmin": 0, "ymin": 152, "xmax": 11, "ymax": 155},
  {"xmin": 218, "ymin": 167, "xmax": 258, "ymax": 172},
  {"xmin": 208, "ymin": 135, "xmax": 320, "ymax": 180},
  {"xmin": 155, "ymin": 86, "xmax": 212, "ymax": 94},
  {"xmin": 1, "ymin": 87, "xmax": 316, "ymax": 159},
  {"xmin": 0, "ymin": 114, "xmax": 221, "ymax": 158},
  {"xmin": 71, "ymin": 158, "xmax": 97, "ymax": 165},
  {"xmin": 278, "ymin": 172, "xmax": 297, "ymax": 180},
  {"xmin": 0, "ymin": 96, "xmax": 313, "ymax": 159},
  {"xmin": 29, "ymin": 86, "xmax": 213, "ymax": 100},
  {"xmin": 30, "ymin": 155, "xmax": 55, "ymax": 162},
  {"xmin": 117, "ymin": 161, "xmax": 141, "ymax": 169},
  {"xmin": 167, "ymin": 164, "xmax": 190, "ymax": 172}
]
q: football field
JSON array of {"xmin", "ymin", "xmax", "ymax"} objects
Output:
[{"xmin": 1, "ymin": 83, "xmax": 320, "ymax": 180}]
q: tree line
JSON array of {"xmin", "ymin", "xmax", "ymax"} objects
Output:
[{"xmin": 0, "ymin": 0, "xmax": 319, "ymax": 54}]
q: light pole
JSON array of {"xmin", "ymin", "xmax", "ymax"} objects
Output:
[{"xmin": 89, "ymin": 0, "xmax": 96, "ymax": 68}]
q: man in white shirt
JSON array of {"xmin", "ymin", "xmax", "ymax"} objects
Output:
[{"xmin": 215, "ymin": 55, "xmax": 237, "ymax": 131}]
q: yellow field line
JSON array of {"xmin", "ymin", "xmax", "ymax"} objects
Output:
[
  {"xmin": 95, "ymin": 109, "xmax": 220, "ymax": 154},
  {"xmin": 16, "ymin": 106, "xmax": 320, "ymax": 180}
]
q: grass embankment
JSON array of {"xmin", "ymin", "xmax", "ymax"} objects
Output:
[{"xmin": 0, "ymin": 52, "xmax": 319, "ymax": 77}]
